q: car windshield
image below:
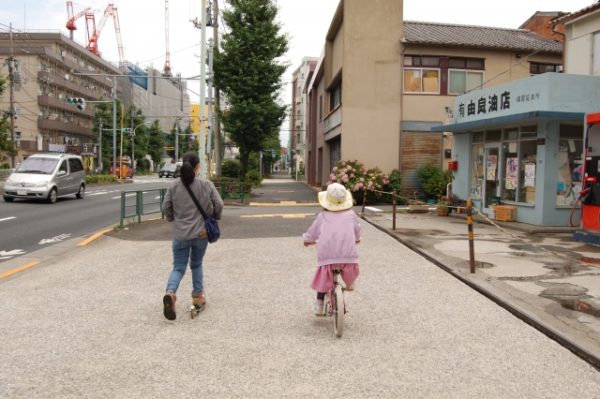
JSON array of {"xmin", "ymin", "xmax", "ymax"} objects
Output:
[
  {"xmin": 16, "ymin": 157, "xmax": 59, "ymax": 174},
  {"xmin": 162, "ymin": 164, "xmax": 176, "ymax": 171}
]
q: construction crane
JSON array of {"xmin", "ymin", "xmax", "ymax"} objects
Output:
[
  {"xmin": 163, "ymin": 0, "xmax": 172, "ymax": 76},
  {"xmin": 65, "ymin": 1, "xmax": 126, "ymax": 70},
  {"xmin": 65, "ymin": 1, "xmax": 91, "ymax": 40}
]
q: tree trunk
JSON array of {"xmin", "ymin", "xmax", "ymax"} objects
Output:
[{"xmin": 239, "ymin": 149, "xmax": 250, "ymax": 180}]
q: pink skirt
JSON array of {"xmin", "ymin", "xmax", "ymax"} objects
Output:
[{"xmin": 311, "ymin": 263, "xmax": 359, "ymax": 293}]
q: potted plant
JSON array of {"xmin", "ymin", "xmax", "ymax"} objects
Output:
[{"xmin": 436, "ymin": 199, "xmax": 449, "ymax": 216}]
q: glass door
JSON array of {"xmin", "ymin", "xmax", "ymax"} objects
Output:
[{"xmin": 483, "ymin": 145, "xmax": 501, "ymax": 212}]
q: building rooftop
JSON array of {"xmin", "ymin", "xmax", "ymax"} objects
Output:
[
  {"xmin": 403, "ymin": 21, "xmax": 562, "ymax": 54},
  {"xmin": 552, "ymin": 2, "xmax": 600, "ymax": 25}
]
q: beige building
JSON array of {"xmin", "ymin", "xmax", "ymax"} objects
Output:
[
  {"xmin": 304, "ymin": 0, "xmax": 563, "ymax": 194},
  {"xmin": 289, "ymin": 57, "xmax": 318, "ymax": 178},
  {"xmin": 0, "ymin": 32, "xmax": 190, "ymax": 168},
  {"xmin": 554, "ymin": 2, "xmax": 600, "ymax": 75}
]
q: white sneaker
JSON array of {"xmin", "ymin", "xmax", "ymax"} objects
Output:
[{"xmin": 313, "ymin": 300, "xmax": 324, "ymax": 316}]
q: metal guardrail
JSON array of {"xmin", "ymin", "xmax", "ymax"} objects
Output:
[
  {"xmin": 215, "ymin": 181, "xmax": 248, "ymax": 203},
  {"xmin": 119, "ymin": 188, "xmax": 167, "ymax": 227}
]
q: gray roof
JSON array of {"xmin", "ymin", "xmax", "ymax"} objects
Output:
[{"xmin": 403, "ymin": 21, "xmax": 562, "ymax": 54}]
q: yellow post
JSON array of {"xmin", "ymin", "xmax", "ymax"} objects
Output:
[{"xmin": 466, "ymin": 199, "xmax": 475, "ymax": 273}]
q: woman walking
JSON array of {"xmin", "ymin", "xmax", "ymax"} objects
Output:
[{"xmin": 161, "ymin": 152, "xmax": 224, "ymax": 320}]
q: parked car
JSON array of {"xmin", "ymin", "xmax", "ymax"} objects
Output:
[
  {"xmin": 3, "ymin": 153, "xmax": 86, "ymax": 203},
  {"xmin": 159, "ymin": 162, "xmax": 181, "ymax": 178}
]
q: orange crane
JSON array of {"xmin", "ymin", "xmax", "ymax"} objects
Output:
[
  {"xmin": 65, "ymin": 1, "xmax": 126, "ymax": 69},
  {"xmin": 65, "ymin": 1, "xmax": 91, "ymax": 40}
]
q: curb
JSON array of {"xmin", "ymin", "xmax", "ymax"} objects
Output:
[{"xmin": 361, "ymin": 215, "xmax": 600, "ymax": 371}]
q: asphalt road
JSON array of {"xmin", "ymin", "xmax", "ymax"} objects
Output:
[{"xmin": 0, "ymin": 176, "xmax": 172, "ymax": 262}]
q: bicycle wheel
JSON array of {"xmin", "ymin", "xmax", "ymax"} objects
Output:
[{"xmin": 333, "ymin": 284, "xmax": 344, "ymax": 337}]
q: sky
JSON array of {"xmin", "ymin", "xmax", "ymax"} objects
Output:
[{"xmin": 0, "ymin": 0, "xmax": 596, "ymax": 145}]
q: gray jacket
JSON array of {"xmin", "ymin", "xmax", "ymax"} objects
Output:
[{"xmin": 163, "ymin": 178, "xmax": 224, "ymax": 241}]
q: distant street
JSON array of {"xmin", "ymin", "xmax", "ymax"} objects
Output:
[{"xmin": 0, "ymin": 175, "xmax": 171, "ymax": 263}]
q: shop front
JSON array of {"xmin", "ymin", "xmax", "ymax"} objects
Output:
[{"xmin": 433, "ymin": 73, "xmax": 600, "ymax": 226}]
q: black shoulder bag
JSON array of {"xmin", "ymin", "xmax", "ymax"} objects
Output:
[{"xmin": 183, "ymin": 182, "xmax": 221, "ymax": 243}]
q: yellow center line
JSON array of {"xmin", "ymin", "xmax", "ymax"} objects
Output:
[
  {"xmin": 0, "ymin": 261, "xmax": 40, "ymax": 280},
  {"xmin": 78, "ymin": 228, "xmax": 113, "ymax": 247}
]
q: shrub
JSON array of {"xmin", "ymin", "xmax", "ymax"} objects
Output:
[
  {"xmin": 327, "ymin": 160, "xmax": 389, "ymax": 203},
  {"xmin": 245, "ymin": 170, "xmax": 262, "ymax": 187},
  {"xmin": 222, "ymin": 159, "xmax": 241, "ymax": 178},
  {"xmin": 416, "ymin": 163, "xmax": 453, "ymax": 200},
  {"xmin": 86, "ymin": 174, "xmax": 118, "ymax": 184},
  {"xmin": 136, "ymin": 158, "xmax": 151, "ymax": 172}
]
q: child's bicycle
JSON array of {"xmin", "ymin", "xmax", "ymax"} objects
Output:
[{"xmin": 322, "ymin": 266, "xmax": 346, "ymax": 338}]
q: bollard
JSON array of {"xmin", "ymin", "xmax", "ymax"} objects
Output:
[
  {"xmin": 466, "ymin": 198, "xmax": 475, "ymax": 273},
  {"xmin": 392, "ymin": 191, "xmax": 397, "ymax": 230}
]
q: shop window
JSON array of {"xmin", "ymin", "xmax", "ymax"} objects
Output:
[
  {"xmin": 501, "ymin": 129, "xmax": 519, "ymax": 202},
  {"xmin": 473, "ymin": 131, "xmax": 484, "ymax": 143},
  {"xmin": 470, "ymin": 143, "xmax": 484, "ymax": 198},
  {"xmin": 448, "ymin": 70, "xmax": 484, "ymax": 94},
  {"xmin": 403, "ymin": 68, "xmax": 440, "ymax": 94},
  {"xmin": 486, "ymin": 130, "xmax": 501, "ymax": 142},
  {"xmin": 556, "ymin": 124, "xmax": 584, "ymax": 206},
  {"xmin": 518, "ymin": 140, "xmax": 537, "ymax": 204}
]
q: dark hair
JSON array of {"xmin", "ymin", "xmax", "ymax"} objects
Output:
[{"xmin": 180, "ymin": 152, "xmax": 200, "ymax": 185}]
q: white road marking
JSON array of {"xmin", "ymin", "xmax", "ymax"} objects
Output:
[
  {"xmin": 38, "ymin": 233, "xmax": 72, "ymax": 245},
  {"xmin": 88, "ymin": 191, "xmax": 109, "ymax": 196},
  {"xmin": 0, "ymin": 217, "xmax": 16, "ymax": 222},
  {"xmin": 365, "ymin": 206, "xmax": 383, "ymax": 212},
  {"xmin": 0, "ymin": 249, "xmax": 26, "ymax": 260},
  {"xmin": 112, "ymin": 193, "xmax": 136, "ymax": 200}
]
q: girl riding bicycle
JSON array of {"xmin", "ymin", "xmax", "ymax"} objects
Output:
[{"xmin": 303, "ymin": 183, "xmax": 361, "ymax": 316}]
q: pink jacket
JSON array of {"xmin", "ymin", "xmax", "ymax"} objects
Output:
[{"xmin": 303, "ymin": 209, "xmax": 361, "ymax": 267}]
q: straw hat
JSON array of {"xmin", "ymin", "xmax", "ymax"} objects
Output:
[{"xmin": 318, "ymin": 183, "xmax": 354, "ymax": 211}]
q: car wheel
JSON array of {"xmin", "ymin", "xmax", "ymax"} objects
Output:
[
  {"xmin": 76, "ymin": 184, "xmax": 85, "ymax": 199},
  {"xmin": 47, "ymin": 187, "xmax": 57, "ymax": 204},
  {"xmin": 3, "ymin": 195, "xmax": 14, "ymax": 202}
]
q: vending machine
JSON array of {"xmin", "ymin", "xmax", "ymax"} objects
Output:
[{"xmin": 574, "ymin": 112, "xmax": 600, "ymax": 244}]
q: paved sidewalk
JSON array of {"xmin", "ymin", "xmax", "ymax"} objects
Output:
[
  {"xmin": 362, "ymin": 207, "xmax": 600, "ymax": 364},
  {"xmin": 2, "ymin": 220, "xmax": 600, "ymax": 397}
]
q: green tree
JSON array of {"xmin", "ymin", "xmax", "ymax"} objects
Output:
[
  {"xmin": 214, "ymin": 0, "xmax": 288, "ymax": 177},
  {"xmin": 0, "ymin": 75, "xmax": 17, "ymax": 163},
  {"xmin": 147, "ymin": 121, "xmax": 165, "ymax": 168}
]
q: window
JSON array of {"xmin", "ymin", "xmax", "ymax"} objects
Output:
[
  {"xmin": 556, "ymin": 124, "xmax": 584, "ymax": 206},
  {"xmin": 448, "ymin": 70, "xmax": 483, "ymax": 94},
  {"xmin": 59, "ymin": 160, "xmax": 68, "ymax": 175},
  {"xmin": 518, "ymin": 140, "xmax": 537, "ymax": 204},
  {"xmin": 403, "ymin": 68, "xmax": 440, "ymax": 93},
  {"xmin": 501, "ymin": 131, "xmax": 518, "ymax": 202},
  {"xmin": 470, "ymin": 143, "xmax": 484, "ymax": 198},
  {"xmin": 69, "ymin": 158, "xmax": 83, "ymax": 173},
  {"xmin": 329, "ymin": 83, "xmax": 341, "ymax": 111},
  {"xmin": 530, "ymin": 62, "xmax": 562, "ymax": 75}
]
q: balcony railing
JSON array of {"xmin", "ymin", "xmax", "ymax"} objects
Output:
[
  {"xmin": 38, "ymin": 117, "xmax": 94, "ymax": 137},
  {"xmin": 324, "ymin": 106, "xmax": 342, "ymax": 133}
]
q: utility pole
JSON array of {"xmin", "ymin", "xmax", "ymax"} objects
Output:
[
  {"xmin": 98, "ymin": 119, "xmax": 103, "ymax": 173},
  {"xmin": 8, "ymin": 23, "xmax": 16, "ymax": 168},
  {"xmin": 112, "ymin": 76, "xmax": 117, "ymax": 176},
  {"xmin": 213, "ymin": 0, "xmax": 222, "ymax": 176},
  {"xmin": 175, "ymin": 120, "xmax": 179, "ymax": 162},
  {"xmin": 198, "ymin": 0, "xmax": 208, "ymax": 178},
  {"xmin": 207, "ymin": 37, "xmax": 213, "ymax": 175}
]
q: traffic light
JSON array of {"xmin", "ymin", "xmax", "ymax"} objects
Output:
[{"xmin": 66, "ymin": 97, "xmax": 86, "ymax": 111}]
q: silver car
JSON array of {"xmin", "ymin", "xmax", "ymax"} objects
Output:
[{"xmin": 3, "ymin": 153, "xmax": 86, "ymax": 203}]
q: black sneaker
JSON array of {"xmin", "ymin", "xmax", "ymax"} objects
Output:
[{"xmin": 163, "ymin": 293, "xmax": 176, "ymax": 320}]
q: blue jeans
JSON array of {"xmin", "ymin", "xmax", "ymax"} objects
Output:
[{"xmin": 166, "ymin": 238, "xmax": 208, "ymax": 295}]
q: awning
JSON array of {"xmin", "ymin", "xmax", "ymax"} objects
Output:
[{"xmin": 431, "ymin": 111, "xmax": 584, "ymax": 133}]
